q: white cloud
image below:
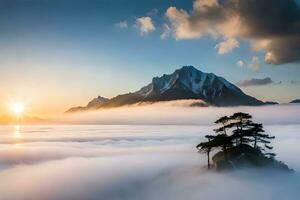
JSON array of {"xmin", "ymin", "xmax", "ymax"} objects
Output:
[
  {"xmin": 165, "ymin": 7, "xmax": 208, "ymax": 40},
  {"xmin": 215, "ymin": 38, "xmax": 239, "ymax": 55},
  {"xmin": 236, "ymin": 60, "xmax": 245, "ymax": 67},
  {"xmin": 265, "ymin": 51, "xmax": 277, "ymax": 64},
  {"xmin": 160, "ymin": 24, "xmax": 171, "ymax": 39},
  {"xmin": 164, "ymin": 3, "xmax": 239, "ymax": 50},
  {"xmin": 193, "ymin": 0, "xmax": 219, "ymax": 11},
  {"xmin": 0, "ymin": 106, "xmax": 300, "ymax": 199},
  {"xmin": 248, "ymin": 56, "xmax": 261, "ymax": 71},
  {"xmin": 62, "ymin": 102, "xmax": 300, "ymax": 125},
  {"xmin": 135, "ymin": 17, "xmax": 156, "ymax": 35},
  {"xmin": 115, "ymin": 21, "xmax": 128, "ymax": 29},
  {"xmin": 164, "ymin": 2, "xmax": 236, "ymax": 41}
]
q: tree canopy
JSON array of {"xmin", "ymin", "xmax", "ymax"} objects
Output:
[{"xmin": 197, "ymin": 112, "xmax": 276, "ymax": 169}]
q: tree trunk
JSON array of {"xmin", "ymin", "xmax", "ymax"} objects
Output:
[
  {"xmin": 223, "ymin": 146, "xmax": 228, "ymax": 160},
  {"xmin": 207, "ymin": 151, "xmax": 210, "ymax": 170},
  {"xmin": 222, "ymin": 122, "xmax": 227, "ymax": 135},
  {"xmin": 240, "ymin": 119, "xmax": 243, "ymax": 145}
]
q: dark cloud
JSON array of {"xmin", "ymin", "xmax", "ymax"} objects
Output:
[
  {"xmin": 237, "ymin": 0, "xmax": 300, "ymax": 64},
  {"xmin": 237, "ymin": 0, "xmax": 300, "ymax": 38},
  {"xmin": 165, "ymin": 0, "xmax": 300, "ymax": 64},
  {"xmin": 237, "ymin": 77, "xmax": 274, "ymax": 87},
  {"xmin": 263, "ymin": 36, "xmax": 300, "ymax": 64}
]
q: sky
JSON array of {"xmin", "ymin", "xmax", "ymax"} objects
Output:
[{"xmin": 0, "ymin": 0, "xmax": 299, "ymax": 117}]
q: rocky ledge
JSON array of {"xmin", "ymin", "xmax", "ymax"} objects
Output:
[{"xmin": 212, "ymin": 144, "xmax": 292, "ymax": 172}]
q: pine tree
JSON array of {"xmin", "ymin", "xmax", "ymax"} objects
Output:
[
  {"xmin": 228, "ymin": 112, "xmax": 253, "ymax": 145},
  {"xmin": 197, "ymin": 134, "xmax": 233, "ymax": 169},
  {"xmin": 247, "ymin": 122, "xmax": 275, "ymax": 157},
  {"xmin": 214, "ymin": 116, "xmax": 230, "ymax": 135},
  {"xmin": 196, "ymin": 112, "xmax": 277, "ymax": 169},
  {"xmin": 197, "ymin": 135, "xmax": 214, "ymax": 169}
]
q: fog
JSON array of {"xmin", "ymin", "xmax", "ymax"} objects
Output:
[
  {"xmin": 0, "ymin": 104, "xmax": 300, "ymax": 200},
  {"xmin": 63, "ymin": 100, "xmax": 300, "ymax": 125}
]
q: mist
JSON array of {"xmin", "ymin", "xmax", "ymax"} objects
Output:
[
  {"xmin": 62, "ymin": 100, "xmax": 300, "ymax": 125},
  {"xmin": 0, "ymin": 103, "xmax": 300, "ymax": 200}
]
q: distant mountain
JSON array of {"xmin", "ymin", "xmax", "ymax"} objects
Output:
[
  {"xmin": 66, "ymin": 66, "xmax": 264, "ymax": 113},
  {"xmin": 290, "ymin": 99, "xmax": 300, "ymax": 103},
  {"xmin": 66, "ymin": 96, "xmax": 109, "ymax": 112},
  {"xmin": 86, "ymin": 96, "xmax": 109, "ymax": 108},
  {"xmin": 265, "ymin": 101, "xmax": 279, "ymax": 105}
]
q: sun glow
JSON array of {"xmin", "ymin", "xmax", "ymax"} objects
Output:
[
  {"xmin": 11, "ymin": 102, "xmax": 25, "ymax": 116},
  {"xmin": 13, "ymin": 124, "xmax": 22, "ymax": 139}
]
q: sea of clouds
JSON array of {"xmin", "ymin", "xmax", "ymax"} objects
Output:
[
  {"xmin": 0, "ymin": 103, "xmax": 300, "ymax": 200},
  {"xmin": 62, "ymin": 100, "xmax": 300, "ymax": 125}
]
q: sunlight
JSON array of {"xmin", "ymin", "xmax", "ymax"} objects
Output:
[
  {"xmin": 13, "ymin": 124, "xmax": 22, "ymax": 139},
  {"xmin": 11, "ymin": 102, "xmax": 25, "ymax": 116}
]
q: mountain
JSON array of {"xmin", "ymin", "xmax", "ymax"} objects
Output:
[
  {"xmin": 265, "ymin": 101, "xmax": 279, "ymax": 105},
  {"xmin": 136, "ymin": 66, "xmax": 263, "ymax": 106},
  {"xmin": 290, "ymin": 99, "xmax": 300, "ymax": 103},
  {"xmin": 66, "ymin": 66, "xmax": 264, "ymax": 113},
  {"xmin": 66, "ymin": 96, "xmax": 109, "ymax": 112},
  {"xmin": 86, "ymin": 96, "xmax": 109, "ymax": 108}
]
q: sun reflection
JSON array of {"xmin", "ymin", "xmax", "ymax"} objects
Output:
[{"xmin": 13, "ymin": 124, "xmax": 22, "ymax": 139}]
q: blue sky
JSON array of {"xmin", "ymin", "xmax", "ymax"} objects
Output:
[{"xmin": 0, "ymin": 0, "xmax": 299, "ymax": 115}]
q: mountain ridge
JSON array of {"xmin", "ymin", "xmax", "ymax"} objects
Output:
[
  {"xmin": 290, "ymin": 99, "xmax": 300, "ymax": 103},
  {"xmin": 66, "ymin": 66, "xmax": 265, "ymax": 113}
]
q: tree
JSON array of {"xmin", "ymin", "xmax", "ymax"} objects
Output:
[
  {"xmin": 247, "ymin": 122, "xmax": 264, "ymax": 149},
  {"xmin": 196, "ymin": 112, "xmax": 276, "ymax": 169},
  {"xmin": 197, "ymin": 134, "xmax": 233, "ymax": 169},
  {"xmin": 214, "ymin": 116, "xmax": 230, "ymax": 135},
  {"xmin": 247, "ymin": 122, "xmax": 275, "ymax": 157},
  {"xmin": 197, "ymin": 135, "xmax": 214, "ymax": 169},
  {"xmin": 228, "ymin": 112, "xmax": 253, "ymax": 145}
]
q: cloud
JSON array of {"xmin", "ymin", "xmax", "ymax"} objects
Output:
[
  {"xmin": 248, "ymin": 56, "xmax": 261, "ymax": 71},
  {"xmin": 135, "ymin": 17, "xmax": 155, "ymax": 35},
  {"xmin": 160, "ymin": 24, "xmax": 171, "ymax": 39},
  {"xmin": 165, "ymin": 6, "xmax": 206, "ymax": 40},
  {"xmin": 237, "ymin": 77, "xmax": 274, "ymax": 87},
  {"xmin": 1, "ymin": 150, "xmax": 299, "ymax": 200},
  {"xmin": 0, "ymin": 103, "xmax": 300, "ymax": 199},
  {"xmin": 62, "ymin": 102, "xmax": 300, "ymax": 125},
  {"xmin": 236, "ymin": 60, "xmax": 244, "ymax": 67},
  {"xmin": 164, "ymin": 0, "xmax": 300, "ymax": 64},
  {"xmin": 115, "ymin": 21, "xmax": 128, "ymax": 29},
  {"xmin": 193, "ymin": 0, "xmax": 219, "ymax": 10},
  {"xmin": 0, "ymin": 113, "xmax": 300, "ymax": 199},
  {"xmin": 215, "ymin": 37, "xmax": 239, "ymax": 54},
  {"xmin": 147, "ymin": 8, "xmax": 159, "ymax": 16}
]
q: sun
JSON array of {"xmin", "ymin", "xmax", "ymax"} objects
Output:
[{"xmin": 11, "ymin": 102, "xmax": 25, "ymax": 116}]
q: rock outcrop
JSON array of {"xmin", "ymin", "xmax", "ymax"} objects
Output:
[{"xmin": 212, "ymin": 144, "xmax": 292, "ymax": 172}]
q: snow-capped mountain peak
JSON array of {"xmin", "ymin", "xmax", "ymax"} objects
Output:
[
  {"xmin": 66, "ymin": 66, "xmax": 264, "ymax": 113},
  {"xmin": 137, "ymin": 66, "xmax": 246, "ymax": 105}
]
